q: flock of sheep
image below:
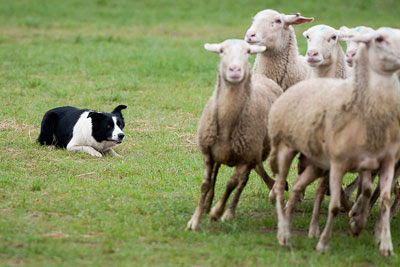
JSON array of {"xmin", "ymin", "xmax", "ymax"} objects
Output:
[{"xmin": 185, "ymin": 9, "xmax": 400, "ymax": 256}]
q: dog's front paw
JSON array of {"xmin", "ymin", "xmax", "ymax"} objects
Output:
[{"xmin": 91, "ymin": 150, "xmax": 103, "ymax": 158}]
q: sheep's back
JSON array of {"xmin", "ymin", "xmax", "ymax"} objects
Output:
[{"xmin": 268, "ymin": 78, "xmax": 350, "ymax": 161}]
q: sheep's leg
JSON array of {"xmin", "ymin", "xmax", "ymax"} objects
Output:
[
  {"xmin": 349, "ymin": 171, "xmax": 373, "ymax": 236},
  {"xmin": 343, "ymin": 176, "xmax": 360, "ymax": 200},
  {"xmin": 316, "ymin": 163, "xmax": 344, "ymax": 253},
  {"xmin": 220, "ymin": 165, "xmax": 252, "ymax": 221},
  {"xmin": 209, "ymin": 164, "xmax": 250, "ymax": 221},
  {"xmin": 374, "ymin": 157, "xmax": 395, "ymax": 256},
  {"xmin": 389, "ymin": 166, "xmax": 400, "ymax": 219},
  {"xmin": 204, "ymin": 163, "xmax": 221, "ymax": 213},
  {"xmin": 255, "ymin": 163, "xmax": 275, "ymax": 190},
  {"xmin": 309, "ymin": 176, "xmax": 329, "ymax": 238},
  {"xmin": 283, "ymin": 164, "xmax": 318, "ymax": 244},
  {"xmin": 271, "ymin": 145, "xmax": 297, "ymax": 246},
  {"xmin": 390, "ymin": 182, "xmax": 400, "ymax": 219},
  {"xmin": 340, "ymin": 187, "xmax": 353, "ymax": 212},
  {"xmin": 369, "ymin": 182, "xmax": 380, "ymax": 211},
  {"xmin": 186, "ymin": 154, "xmax": 214, "ymax": 231}
]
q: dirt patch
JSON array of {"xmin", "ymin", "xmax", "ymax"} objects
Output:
[
  {"xmin": 42, "ymin": 231, "xmax": 69, "ymax": 239},
  {"xmin": 0, "ymin": 119, "xmax": 32, "ymax": 132}
]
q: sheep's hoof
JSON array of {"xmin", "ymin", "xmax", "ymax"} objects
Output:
[
  {"xmin": 308, "ymin": 225, "xmax": 320, "ymax": 238},
  {"xmin": 379, "ymin": 241, "xmax": 394, "ymax": 256},
  {"xmin": 277, "ymin": 222, "xmax": 290, "ymax": 246},
  {"xmin": 186, "ymin": 217, "xmax": 200, "ymax": 231},
  {"xmin": 316, "ymin": 241, "xmax": 329, "ymax": 253},
  {"xmin": 221, "ymin": 209, "xmax": 235, "ymax": 222},
  {"xmin": 209, "ymin": 206, "xmax": 223, "ymax": 221},
  {"xmin": 277, "ymin": 232, "xmax": 290, "ymax": 246},
  {"xmin": 349, "ymin": 214, "xmax": 366, "ymax": 237}
]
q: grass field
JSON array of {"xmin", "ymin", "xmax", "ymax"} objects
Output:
[{"xmin": 1, "ymin": 0, "xmax": 400, "ymax": 265}]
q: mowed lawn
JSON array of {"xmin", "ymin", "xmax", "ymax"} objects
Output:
[{"xmin": 1, "ymin": 0, "xmax": 400, "ymax": 265}]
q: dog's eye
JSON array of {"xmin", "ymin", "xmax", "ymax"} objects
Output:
[{"xmin": 107, "ymin": 124, "xmax": 111, "ymax": 129}]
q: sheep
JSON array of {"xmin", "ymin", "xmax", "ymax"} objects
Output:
[
  {"xmin": 339, "ymin": 26, "xmax": 374, "ymax": 67},
  {"xmin": 339, "ymin": 26, "xmax": 400, "ymax": 211},
  {"xmin": 304, "ymin": 25, "xmax": 350, "ymax": 79},
  {"xmin": 267, "ymin": 27, "xmax": 400, "ymax": 255},
  {"xmin": 299, "ymin": 24, "xmax": 353, "ymax": 235},
  {"xmin": 245, "ymin": 9, "xmax": 314, "ymax": 91},
  {"xmin": 186, "ymin": 39, "xmax": 283, "ymax": 231}
]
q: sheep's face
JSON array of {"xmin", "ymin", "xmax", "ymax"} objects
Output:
[
  {"xmin": 303, "ymin": 25, "xmax": 340, "ymax": 67},
  {"xmin": 339, "ymin": 26, "xmax": 374, "ymax": 67},
  {"xmin": 362, "ymin": 28, "xmax": 400, "ymax": 74},
  {"xmin": 245, "ymin": 9, "xmax": 313, "ymax": 52},
  {"xmin": 204, "ymin": 39, "xmax": 266, "ymax": 84}
]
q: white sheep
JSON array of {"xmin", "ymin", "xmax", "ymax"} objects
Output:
[
  {"xmin": 304, "ymin": 24, "xmax": 350, "ymax": 79},
  {"xmin": 245, "ymin": 9, "xmax": 314, "ymax": 90},
  {"xmin": 186, "ymin": 39, "xmax": 283, "ymax": 231},
  {"xmin": 299, "ymin": 24, "xmax": 353, "ymax": 236},
  {"xmin": 268, "ymin": 27, "xmax": 400, "ymax": 255},
  {"xmin": 339, "ymin": 26, "xmax": 374, "ymax": 67}
]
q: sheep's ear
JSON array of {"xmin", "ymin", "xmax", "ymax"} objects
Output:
[
  {"xmin": 351, "ymin": 32, "xmax": 375, "ymax": 44},
  {"xmin": 339, "ymin": 26, "xmax": 349, "ymax": 33},
  {"xmin": 249, "ymin": 45, "xmax": 266, "ymax": 54},
  {"xmin": 338, "ymin": 26, "xmax": 356, "ymax": 41},
  {"xmin": 284, "ymin": 13, "xmax": 314, "ymax": 27},
  {"xmin": 204, "ymin": 43, "xmax": 222, "ymax": 54}
]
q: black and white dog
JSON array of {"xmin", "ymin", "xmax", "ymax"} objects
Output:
[{"xmin": 37, "ymin": 105, "xmax": 127, "ymax": 157}]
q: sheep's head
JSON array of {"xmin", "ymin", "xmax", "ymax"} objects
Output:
[
  {"xmin": 204, "ymin": 39, "xmax": 266, "ymax": 84},
  {"xmin": 339, "ymin": 26, "xmax": 374, "ymax": 67},
  {"xmin": 245, "ymin": 9, "xmax": 313, "ymax": 51},
  {"xmin": 353, "ymin": 27, "xmax": 400, "ymax": 74},
  {"xmin": 303, "ymin": 25, "xmax": 342, "ymax": 67}
]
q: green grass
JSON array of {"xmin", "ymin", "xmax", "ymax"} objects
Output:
[{"xmin": 1, "ymin": 0, "xmax": 400, "ymax": 265}]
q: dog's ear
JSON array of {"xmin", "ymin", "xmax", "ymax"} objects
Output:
[
  {"xmin": 87, "ymin": 111, "xmax": 106, "ymax": 122},
  {"xmin": 112, "ymin": 105, "xmax": 127, "ymax": 118}
]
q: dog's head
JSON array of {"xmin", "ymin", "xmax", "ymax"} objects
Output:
[{"xmin": 87, "ymin": 105, "xmax": 127, "ymax": 145}]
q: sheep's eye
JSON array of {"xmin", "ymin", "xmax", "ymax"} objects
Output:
[
  {"xmin": 220, "ymin": 48, "xmax": 224, "ymax": 53},
  {"xmin": 376, "ymin": 36, "xmax": 384, "ymax": 43},
  {"xmin": 247, "ymin": 49, "xmax": 251, "ymax": 54},
  {"xmin": 332, "ymin": 35, "xmax": 337, "ymax": 41},
  {"xmin": 275, "ymin": 19, "xmax": 282, "ymax": 24}
]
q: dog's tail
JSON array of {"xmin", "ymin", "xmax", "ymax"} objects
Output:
[{"xmin": 37, "ymin": 111, "xmax": 58, "ymax": 145}]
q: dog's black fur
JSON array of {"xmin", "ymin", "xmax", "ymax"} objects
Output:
[{"xmin": 37, "ymin": 105, "xmax": 127, "ymax": 157}]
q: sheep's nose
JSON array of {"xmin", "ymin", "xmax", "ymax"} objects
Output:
[
  {"xmin": 229, "ymin": 66, "xmax": 242, "ymax": 72},
  {"xmin": 307, "ymin": 50, "xmax": 319, "ymax": 57},
  {"xmin": 118, "ymin": 133, "xmax": 125, "ymax": 140},
  {"xmin": 246, "ymin": 32, "xmax": 256, "ymax": 41},
  {"xmin": 346, "ymin": 50, "xmax": 356, "ymax": 59}
]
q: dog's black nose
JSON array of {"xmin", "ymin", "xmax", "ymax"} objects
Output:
[{"xmin": 118, "ymin": 133, "xmax": 125, "ymax": 140}]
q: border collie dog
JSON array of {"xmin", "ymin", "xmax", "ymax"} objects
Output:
[{"xmin": 37, "ymin": 105, "xmax": 127, "ymax": 157}]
